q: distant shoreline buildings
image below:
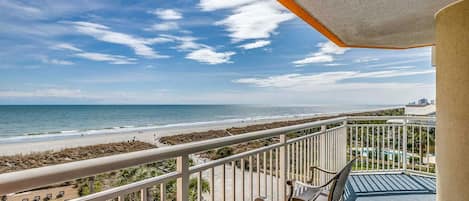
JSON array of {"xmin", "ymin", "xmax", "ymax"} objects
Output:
[{"xmin": 405, "ymin": 98, "xmax": 436, "ymax": 116}]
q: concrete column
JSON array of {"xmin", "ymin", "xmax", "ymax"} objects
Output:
[{"xmin": 435, "ymin": 1, "xmax": 469, "ymax": 200}]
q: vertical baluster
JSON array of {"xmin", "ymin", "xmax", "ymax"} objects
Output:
[
  {"xmin": 222, "ymin": 164, "xmax": 226, "ymax": 201},
  {"xmin": 241, "ymin": 159, "xmax": 245, "ymax": 201},
  {"xmin": 419, "ymin": 126, "xmax": 422, "ymax": 172},
  {"xmin": 365, "ymin": 126, "xmax": 369, "ymax": 171},
  {"xmin": 325, "ymin": 130, "xmax": 329, "ymax": 177},
  {"xmin": 197, "ymin": 172, "xmax": 202, "ymax": 201},
  {"xmin": 210, "ymin": 167, "xmax": 215, "ymax": 201},
  {"xmin": 292, "ymin": 143, "xmax": 295, "ymax": 181},
  {"xmin": 349, "ymin": 126, "xmax": 352, "ymax": 163},
  {"xmin": 313, "ymin": 135, "xmax": 316, "ymax": 185},
  {"xmin": 295, "ymin": 142, "xmax": 299, "ymax": 181},
  {"xmin": 270, "ymin": 149, "xmax": 273, "ymax": 201},
  {"xmin": 312, "ymin": 136, "xmax": 317, "ymax": 186},
  {"xmin": 355, "ymin": 126, "xmax": 358, "ymax": 170},
  {"xmin": 397, "ymin": 126, "xmax": 401, "ymax": 170},
  {"xmin": 232, "ymin": 161, "xmax": 236, "ymax": 201},
  {"xmin": 328, "ymin": 131, "xmax": 331, "ymax": 172},
  {"xmin": 333, "ymin": 129, "xmax": 339, "ymax": 171},
  {"xmin": 274, "ymin": 148, "xmax": 278, "ymax": 200},
  {"xmin": 257, "ymin": 153, "xmax": 260, "ymax": 197},
  {"xmin": 299, "ymin": 140, "xmax": 303, "ymax": 182},
  {"xmin": 304, "ymin": 139, "xmax": 307, "ymax": 181},
  {"xmin": 371, "ymin": 125, "xmax": 375, "ymax": 170},
  {"xmin": 331, "ymin": 129, "xmax": 335, "ymax": 176},
  {"xmin": 381, "ymin": 126, "xmax": 385, "ymax": 171},
  {"xmin": 427, "ymin": 126, "xmax": 430, "ymax": 173},
  {"xmin": 306, "ymin": 137, "xmax": 309, "ymax": 180},
  {"xmin": 287, "ymin": 144, "xmax": 290, "ymax": 180},
  {"xmin": 412, "ymin": 125, "xmax": 415, "ymax": 171},
  {"xmin": 264, "ymin": 152, "xmax": 267, "ymax": 197},
  {"xmin": 277, "ymin": 135, "xmax": 290, "ymax": 201},
  {"xmin": 387, "ymin": 126, "xmax": 391, "ymax": 170},
  {"xmin": 249, "ymin": 155, "xmax": 253, "ymax": 201},
  {"xmin": 160, "ymin": 183, "xmax": 166, "ymax": 201},
  {"xmin": 403, "ymin": 120, "xmax": 408, "ymax": 171},
  {"xmin": 316, "ymin": 135, "xmax": 320, "ymax": 185},
  {"xmin": 392, "ymin": 125, "xmax": 395, "ymax": 169},
  {"xmin": 360, "ymin": 125, "xmax": 364, "ymax": 171},
  {"xmin": 140, "ymin": 188, "xmax": 147, "ymax": 201}
]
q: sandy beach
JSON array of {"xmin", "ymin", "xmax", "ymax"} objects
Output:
[{"xmin": 0, "ymin": 114, "xmax": 329, "ymax": 156}]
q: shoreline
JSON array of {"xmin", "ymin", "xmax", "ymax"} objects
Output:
[{"xmin": 0, "ymin": 106, "xmax": 402, "ymax": 156}]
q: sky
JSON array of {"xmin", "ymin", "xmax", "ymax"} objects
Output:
[{"xmin": 0, "ymin": 0, "xmax": 435, "ymax": 105}]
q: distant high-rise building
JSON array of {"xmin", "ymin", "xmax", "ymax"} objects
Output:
[{"xmin": 418, "ymin": 98, "xmax": 429, "ymax": 105}]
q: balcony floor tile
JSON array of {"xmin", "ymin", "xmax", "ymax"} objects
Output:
[{"xmin": 345, "ymin": 173, "xmax": 436, "ymax": 201}]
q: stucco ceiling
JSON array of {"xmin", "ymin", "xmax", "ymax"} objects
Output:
[{"xmin": 279, "ymin": 0, "xmax": 458, "ymax": 49}]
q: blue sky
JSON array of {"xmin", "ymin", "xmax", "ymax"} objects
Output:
[{"xmin": 0, "ymin": 0, "xmax": 435, "ymax": 105}]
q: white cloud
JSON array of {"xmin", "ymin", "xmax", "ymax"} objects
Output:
[
  {"xmin": 324, "ymin": 63, "xmax": 346, "ymax": 66},
  {"xmin": 69, "ymin": 21, "xmax": 169, "ymax": 59},
  {"xmin": 147, "ymin": 22, "xmax": 179, "ymax": 31},
  {"xmin": 52, "ymin": 43, "xmax": 83, "ymax": 52},
  {"xmin": 161, "ymin": 34, "xmax": 234, "ymax": 65},
  {"xmin": 144, "ymin": 37, "xmax": 174, "ymax": 44},
  {"xmin": 212, "ymin": 0, "xmax": 294, "ymax": 42},
  {"xmin": 354, "ymin": 57, "xmax": 380, "ymax": 63},
  {"xmin": 150, "ymin": 9, "xmax": 183, "ymax": 20},
  {"xmin": 293, "ymin": 41, "xmax": 349, "ymax": 66},
  {"xmin": 238, "ymin": 40, "xmax": 271, "ymax": 49},
  {"xmin": 293, "ymin": 55, "xmax": 334, "ymax": 66},
  {"xmin": 316, "ymin": 41, "xmax": 348, "ymax": 55},
  {"xmin": 52, "ymin": 43, "xmax": 137, "ymax": 64},
  {"xmin": 234, "ymin": 69, "xmax": 435, "ymax": 91},
  {"xmin": 366, "ymin": 58, "xmax": 428, "ymax": 68},
  {"xmin": 186, "ymin": 48, "xmax": 235, "ymax": 65},
  {"xmin": 0, "ymin": 1, "xmax": 42, "ymax": 19},
  {"xmin": 41, "ymin": 57, "xmax": 74, "ymax": 65},
  {"xmin": 75, "ymin": 52, "xmax": 137, "ymax": 64},
  {"xmin": 159, "ymin": 34, "xmax": 208, "ymax": 51},
  {"xmin": 199, "ymin": 0, "xmax": 257, "ymax": 11},
  {"xmin": 385, "ymin": 66, "xmax": 416, "ymax": 70}
]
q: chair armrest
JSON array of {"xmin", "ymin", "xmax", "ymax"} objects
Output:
[
  {"xmin": 310, "ymin": 166, "xmax": 337, "ymax": 174},
  {"xmin": 307, "ymin": 166, "xmax": 337, "ymax": 184}
]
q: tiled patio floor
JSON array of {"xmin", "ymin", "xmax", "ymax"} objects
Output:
[{"xmin": 345, "ymin": 173, "xmax": 436, "ymax": 201}]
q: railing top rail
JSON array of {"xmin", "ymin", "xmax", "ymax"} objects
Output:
[
  {"xmin": 0, "ymin": 116, "xmax": 347, "ymax": 195},
  {"xmin": 346, "ymin": 115, "xmax": 436, "ymax": 121}
]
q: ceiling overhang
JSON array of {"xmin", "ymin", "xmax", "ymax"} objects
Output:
[{"xmin": 278, "ymin": 0, "xmax": 458, "ymax": 49}]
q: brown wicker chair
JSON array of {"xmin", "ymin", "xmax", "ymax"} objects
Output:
[{"xmin": 287, "ymin": 158, "xmax": 356, "ymax": 201}]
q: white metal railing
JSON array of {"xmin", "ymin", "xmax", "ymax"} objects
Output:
[
  {"xmin": 0, "ymin": 116, "xmax": 435, "ymax": 201},
  {"xmin": 347, "ymin": 116, "xmax": 436, "ymax": 175}
]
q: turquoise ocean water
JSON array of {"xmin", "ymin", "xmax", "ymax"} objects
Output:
[{"xmin": 0, "ymin": 105, "xmax": 396, "ymax": 142}]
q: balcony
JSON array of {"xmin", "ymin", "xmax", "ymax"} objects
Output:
[{"xmin": 0, "ymin": 116, "xmax": 436, "ymax": 201}]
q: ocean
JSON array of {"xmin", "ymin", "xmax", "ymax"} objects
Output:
[{"xmin": 0, "ymin": 105, "xmax": 395, "ymax": 142}]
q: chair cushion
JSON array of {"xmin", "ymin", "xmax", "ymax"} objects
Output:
[{"xmin": 291, "ymin": 182, "xmax": 321, "ymax": 201}]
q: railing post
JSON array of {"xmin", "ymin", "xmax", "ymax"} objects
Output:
[
  {"xmin": 402, "ymin": 118, "xmax": 408, "ymax": 172},
  {"xmin": 320, "ymin": 125, "xmax": 327, "ymax": 184},
  {"xmin": 342, "ymin": 120, "xmax": 348, "ymax": 167},
  {"xmin": 279, "ymin": 134, "xmax": 287, "ymax": 201},
  {"xmin": 177, "ymin": 155, "xmax": 190, "ymax": 201}
]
